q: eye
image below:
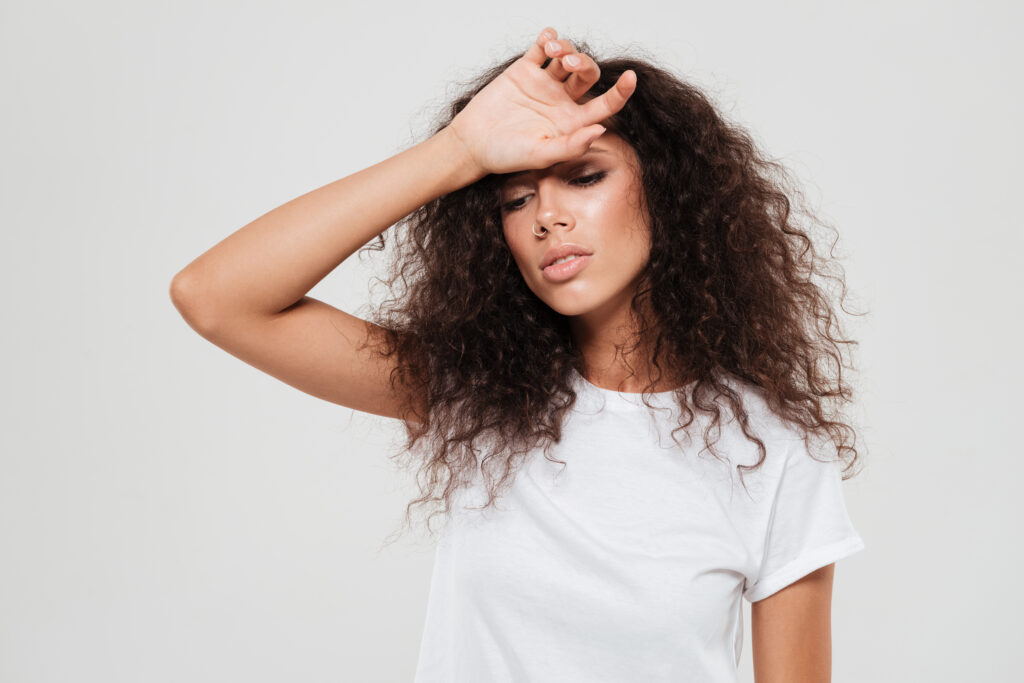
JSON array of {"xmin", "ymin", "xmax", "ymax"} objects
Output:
[
  {"xmin": 571, "ymin": 171, "xmax": 606, "ymax": 187},
  {"xmin": 499, "ymin": 171, "xmax": 608, "ymax": 214},
  {"xmin": 501, "ymin": 196, "xmax": 528, "ymax": 213}
]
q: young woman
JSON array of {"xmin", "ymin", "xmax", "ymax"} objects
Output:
[{"xmin": 171, "ymin": 26, "xmax": 865, "ymax": 683}]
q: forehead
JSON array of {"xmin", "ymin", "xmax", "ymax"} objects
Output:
[{"xmin": 498, "ymin": 135, "xmax": 629, "ymax": 186}]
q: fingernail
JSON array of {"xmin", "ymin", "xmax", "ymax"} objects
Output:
[
  {"xmin": 542, "ymin": 30, "xmax": 553, "ymax": 40},
  {"xmin": 547, "ymin": 40, "xmax": 559, "ymax": 52},
  {"xmin": 564, "ymin": 54, "xmax": 579, "ymax": 67}
]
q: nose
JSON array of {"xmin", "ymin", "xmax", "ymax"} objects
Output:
[{"xmin": 534, "ymin": 185, "xmax": 575, "ymax": 235}]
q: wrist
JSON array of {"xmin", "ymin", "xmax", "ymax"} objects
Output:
[{"xmin": 433, "ymin": 125, "xmax": 487, "ymax": 189}]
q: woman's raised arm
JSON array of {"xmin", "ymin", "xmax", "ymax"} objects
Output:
[
  {"xmin": 169, "ymin": 26, "xmax": 632, "ymax": 421},
  {"xmin": 169, "ymin": 127, "xmax": 485, "ymax": 421},
  {"xmin": 171, "ymin": 125, "xmax": 483, "ymax": 325}
]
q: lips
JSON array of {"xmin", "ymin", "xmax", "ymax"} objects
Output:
[
  {"xmin": 542, "ymin": 254, "xmax": 592, "ymax": 282},
  {"xmin": 540, "ymin": 243, "xmax": 595, "ymax": 270}
]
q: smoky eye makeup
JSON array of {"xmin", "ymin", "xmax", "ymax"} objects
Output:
[
  {"xmin": 501, "ymin": 163, "xmax": 604, "ymax": 192},
  {"xmin": 499, "ymin": 167, "xmax": 609, "ymax": 213}
]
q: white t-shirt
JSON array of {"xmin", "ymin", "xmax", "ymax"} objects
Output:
[{"xmin": 412, "ymin": 368, "xmax": 865, "ymax": 682}]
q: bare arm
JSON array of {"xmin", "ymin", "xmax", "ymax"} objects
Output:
[
  {"xmin": 169, "ymin": 126, "xmax": 485, "ymax": 421},
  {"xmin": 751, "ymin": 563, "xmax": 835, "ymax": 683},
  {"xmin": 171, "ymin": 125, "xmax": 482, "ymax": 324},
  {"xmin": 169, "ymin": 26, "xmax": 633, "ymax": 421}
]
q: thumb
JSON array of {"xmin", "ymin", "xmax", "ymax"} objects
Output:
[{"xmin": 541, "ymin": 124, "xmax": 607, "ymax": 164}]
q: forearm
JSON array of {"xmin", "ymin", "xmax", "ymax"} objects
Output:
[{"xmin": 171, "ymin": 125, "xmax": 484, "ymax": 323}]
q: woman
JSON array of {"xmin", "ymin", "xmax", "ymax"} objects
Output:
[{"xmin": 171, "ymin": 26, "xmax": 865, "ymax": 683}]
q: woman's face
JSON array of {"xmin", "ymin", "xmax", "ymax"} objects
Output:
[{"xmin": 499, "ymin": 131, "xmax": 651, "ymax": 321}]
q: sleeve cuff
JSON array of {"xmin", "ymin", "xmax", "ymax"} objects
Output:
[{"xmin": 743, "ymin": 535, "xmax": 865, "ymax": 603}]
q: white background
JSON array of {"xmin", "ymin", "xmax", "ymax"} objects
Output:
[{"xmin": 2, "ymin": 1, "xmax": 1020, "ymax": 681}]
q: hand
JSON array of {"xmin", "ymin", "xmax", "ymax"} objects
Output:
[{"xmin": 446, "ymin": 26, "xmax": 637, "ymax": 177}]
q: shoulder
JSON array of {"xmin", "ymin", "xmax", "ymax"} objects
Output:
[{"xmin": 711, "ymin": 373, "xmax": 806, "ymax": 447}]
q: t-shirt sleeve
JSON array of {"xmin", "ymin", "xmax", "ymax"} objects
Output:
[{"xmin": 742, "ymin": 437, "xmax": 865, "ymax": 602}]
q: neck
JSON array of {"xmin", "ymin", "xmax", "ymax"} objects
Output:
[{"xmin": 568, "ymin": 291, "xmax": 685, "ymax": 394}]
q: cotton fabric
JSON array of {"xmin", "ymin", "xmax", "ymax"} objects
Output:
[{"xmin": 412, "ymin": 369, "xmax": 865, "ymax": 682}]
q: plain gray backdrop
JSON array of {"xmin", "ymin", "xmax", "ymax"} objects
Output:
[{"xmin": 2, "ymin": 1, "xmax": 1021, "ymax": 681}]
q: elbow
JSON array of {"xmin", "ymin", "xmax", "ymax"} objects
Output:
[
  {"xmin": 169, "ymin": 270, "xmax": 218, "ymax": 337},
  {"xmin": 168, "ymin": 271, "xmax": 191, "ymax": 313}
]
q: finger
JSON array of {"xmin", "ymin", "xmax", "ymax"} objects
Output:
[
  {"xmin": 522, "ymin": 27, "xmax": 559, "ymax": 67},
  {"xmin": 542, "ymin": 38, "xmax": 575, "ymax": 81},
  {"xmin": 545, "ymin": 58, "xmax": 569, "ymax": 82},
  {"xmin": 578, "ymin": 69, "xmax": 638, "ymax": 124},
  {"xmin": 536, "ymin": 124, "xmax": 608, "ymax": 167},
  {"xmin": 563, "ymin": 51, "xmax": 601, "ymax": 101}
]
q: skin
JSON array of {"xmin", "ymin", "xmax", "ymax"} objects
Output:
[
  {"xmin": 497, "ymin": 131, "xmax": 664, "ymax": 393},
  {"xmin": 752, "ymin": 564, "xmax": 835, "ymax": 683}
]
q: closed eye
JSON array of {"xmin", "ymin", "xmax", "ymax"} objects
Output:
[{"xmin": 500, "ymin": 171, "xmax": 608, "ymax": 214}]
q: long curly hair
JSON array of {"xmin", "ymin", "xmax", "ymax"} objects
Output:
[{"xmin": 361, "ymin": 38, "xmax": 865, "ymax": 544}]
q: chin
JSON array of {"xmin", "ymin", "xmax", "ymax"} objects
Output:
[
  {"xmin": 537, "ymin": 289, "xmax": 605, "ymax": 317},
  {"xmin": 545, "ymin": 301, "xmax": 589, "ymax": 317}
]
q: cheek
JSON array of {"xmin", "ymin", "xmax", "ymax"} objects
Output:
[
  {"xmin": 633, "ymin": 231, "xmax": 653, "ymax": 271},
  {"xmin": 606, "ymin": 224, "xmax": 652, "ymax": 282},
  {"xmin": 503, "ymin": 225, "xmax": 534, "ymax": 274},
  {"xmin": 603, "ymin": 200, "xmax": 650, "ymax": 256}
]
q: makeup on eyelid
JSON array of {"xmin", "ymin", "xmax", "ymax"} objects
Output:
[
  {"xmin": 500, "ymin": 147, "xmax": 612, "ymax": 183},
  {"xmin": 500, "ymin": 170, "xmax": 608, "ymax": 212}
]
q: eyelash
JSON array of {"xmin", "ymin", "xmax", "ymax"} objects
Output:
[{"xmin": 500, "ymin": 171, "xmax": 608, "ymax": 214}]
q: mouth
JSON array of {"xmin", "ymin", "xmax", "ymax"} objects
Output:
[
  {"xmin": 539, "ymin": 243, "xmax": 595, "ymax": 270},
  {"xmin": 541, "ymin": 254, "xmax": 592, "ymax": 282}
]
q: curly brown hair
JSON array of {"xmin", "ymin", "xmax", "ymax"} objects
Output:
[{"xmin": 360, "ymin": 39, "xmax": 865, "ymax": 545}]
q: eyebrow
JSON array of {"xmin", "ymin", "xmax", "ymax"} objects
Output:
[{"xmin": 500, "ymin": 147, "xmax": 611, "ymax": 183}]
